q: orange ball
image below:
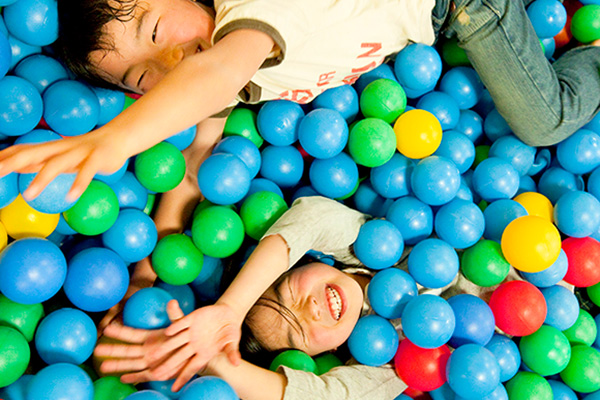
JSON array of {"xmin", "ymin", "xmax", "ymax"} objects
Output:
[
  {"xmin": 514, "ymin": 191, "xmax": 554, "ymax": 222},
  {"xmin": 0, "ymin": 195, "xmax": 59, "ymax": 239},
  {"xmin": 394, "ymin": 109, "xmax": 442, "ymax": 159}
]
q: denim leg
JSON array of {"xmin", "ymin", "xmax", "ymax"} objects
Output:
[{"xmin": 444, "ymin": 0, "xmax": 600, "ymax": 146}]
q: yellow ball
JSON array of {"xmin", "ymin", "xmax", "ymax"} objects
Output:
[
  {"xmin": 0, "ymin": 222, "xmax": 7, "ymax": 250},
  {"xmin": 501, "ymin": 215, "xmax": 561, "ymax": 273},
  {"xmin": 514, "ymin": 191, "xmax": 554, "ymax": 223},
  {"xmin": 0, "ymin": 195, "xmax": 59, "ymax": 239},
  {"xmin": 393, "ymin": 109, "xmax": 443, "ymax": 159}
]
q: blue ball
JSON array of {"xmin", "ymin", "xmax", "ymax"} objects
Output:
[
  {"xmin": 190, "ymin": 256, "xmax": 223, "ymax": 303},
  {"xmin": 240, "ymin": 178, "xmax": 284, "ymax": 204},
  {"xmin": 14, "ymin": 128, "xmax": 61, "ymax": 144},
  {"xmin": 313, "ymin": 85, "xmax": 359, "ymax": 123},
  {"xmin": 347, "ymin": 315, "xmax": 399, "ymax": 366},
  {"xmin": 588, "ymin": 166, "xmax": 600, "ymax": 200},
  {"xmin": 18, "ymin": 172, "xmax": 77, "ymax": 213},
  {"xmin": 489, "ymin": 135, "xmax": 536, "ymax": 176},
  {"xmin": 139, "ymin": 380, "xmax": 183, "ymax": 400},
  {"xmin": 43, "ymin": 80, "xmax": 100, "ymax": 136},
  {"xmin": 0, "ymin": 75, "xmax": 43, "ymax": 136},
  {"xmin": 109, "ymin": 171, "xmax": 148, "ymax": 210},
  {"xmin": 446, "ymin": 344, "xmax": 501, "ymax": 399},
  {"xmin": 180, "ymin": 376, "xmax": 239, "ymax": 400},
  {"xmin": 456, "ymin": 384, "xmax": 508, "ymax": 400},
  {"xmin": 63, "ymin": 247, "xmax": 128, "ymax": 312},
  {"xmin": 483, "ymin": 108, "xmax": 512, "ymax": 142},
  {"xmin": 26, "ymin": 363, "xmax": 93, "ymax": 400},
  {"xmin": 410, "ymin": 156, "xmax": 461, "ymax": 206},
  {"xmin": 538, "ymin": 167, "xmax": 583, "ymax": 204},
  {"xmin": 416, "ymin": 91, "xmax": 461, "ymax": 130},
  {"xmin": 541, "ymin": 37, "xmax": 556, "ymax": 59},
  {"xmin": 456, "ymin": 109, "xmax": 484, "ymax": 144},
  {"xmin": 0, "ymin": 238, "xmax": 66, "ymax": 304},
  {"xmin": 298, "ymin": 108, "xmax": 348, "ymax": 159},
  {"xmin": 484, "ymin": 334, "xmax": 521, "ymax": 382},
  {"xmin": 154, "ymin": 281, "xmax": 196, "ymax": 316},
  {"xmin": 353, "ymin": 219, "xmax": 404, "ymax": 270},
  {"xmin": 125, "ymin": 391, "xmax": 170, "ymax": 400},
  {"xmin": 35, "ymin": 308, "xmax": 96, "ymax": 365},
  {"xmin": 595, "ymin": 314, "xmax": 600, "ymax": 349},
  {"xmin": 260, "ymin": 145, "xmax": 304, "ymax": 188},
  {"xmin": 0, "ymin": 374, "xmax": 33, "ymax": 400},
  {"xmin": 213, "ymin": 136, "xmax": 261, "ymax": 178},
  {"xmin": 0, "ymin": 29, "xmax": 9, "ymax": 79},
  {"xmin": 91, "ymin": 86, "xmax": 126, "ymax": 126},
  {"xmin": 8, "ymin": 35, "xmax": 41, "ymax": 70},
  {"xmin": 433, "ymin": 130, "xmax": 475, "ymax": 174},
  {"xmin": 198, "ymin": 153, "xmax": 251, "ymax": 204},
  {"xmin": 14, "ymin": 54, "xmax": 68, "ymax": 93},
  {"xmin": 4, "ymin": 0, "xmax": 58, "ymax": 46},
  {"xmin": 456, "ymin": 176, "xmax": 475, "ymax": 202},
  {"xmin": 439, "ymin": 66, "xmax": 484, "ymax": 110},
  {"xmin": 483, "ymin": 199, "xmax": 528, "ymax": 242},
  {"xmin": 257, "ymin": 100, "xmax": 304, "ymax": 146},
  {"xmin": 367, "ymin": 268, "xmax": 417, "ymax": 319},
  {"xmin": 165, "ymin": 125, "xmax": 196, "ymax": 151},
  {"xmin": 516, "ymin": 175, "xmax": 538, "ymax": 195},
  {"xmin": 385, "ymin": 195, "xmax": 433, "ymax": 245},
  {"xmin": 521, "ymin": 249, "xmax": 568, "ymax": 287},
  {"xmin": 291, "ymin": 185, "xmax": 320, "ymax": 202},
  {"xmin": 102, "ymin": 209, "xmax": 158, "ymax": 263},
  {"xmin": 394, "ymin": 43, "xmax": 442, "ymax": 91},
  {"xmin": 123, "ymin": 287, "xmax": 174, "ymax": 330},
  {"xmin": 55, "ymin": 215, "xmax": 77, "ymax": 236},
  {"xmin": 370, "ymin": 153, "xmax": 414, "ymax": 199},
  {"xmin": 448, "ymin": 294, "xmax": 495, "ymax": 348},
  {"xmin": 95, "ymin": 159, "xmax": 129, "ymax": 185},
  {"xmin": 401, "ymin": 294, "xmax": 455, "ymax": 348},
  {"xmin": 0, "ymin": 172, "xmax": 19, "ymax": 208},
  {"xmin": 584, "ymin": 110, "xmax": 600, "ymax": 133},
  {"xmin": 472, "ymin": 157, "xmax": 520, "ymax": 202},
  {"xmin": 351, "ymin": 181, "xmax": 389, "ymax": 217},
  {"xmin": 190, "ymin": 255, "xmax": 222, "ymax": 287},
  {"xmin": 309, "ymin": 152, "xmax": 358, "ymax": 199},
  {"xmin": 526, "ymin": 0, "xmax": 567, "ymax": 39},
  {"xmin": 354, "ymin": 63, "xmax": 398, "ymax": 95},
  {"xmin": 435, "ymin": 198, "xmax": 485, "ymax": 249},
  {"xmin": 554, "ymin": 190, "xmax": 600, "ymax": 237},
  {"xmin": 540, "ymin": 285, "xmax": 579, "ymax": 330},
  {"xmin": 547, "ymin": 379, "xmax": 578, "ymax": 400},
  {"xmin": 408, "ymin": 238, "xmax": 459, "ymax": 289},
  {"xmin": 557, "ymin": 128, "xmax": 600, "ymax": 175}
]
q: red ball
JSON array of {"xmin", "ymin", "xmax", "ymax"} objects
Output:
[
  {"xmin": 394, "ymin": 338, "xmax": 451, "ymax": 392},
  {"xmin": 488, "ymin": 280, "xmax": 547, "ymax": 337},
  {"xmin": 562, "ymin": 237, "xmax": 600, "ymax": 287}
]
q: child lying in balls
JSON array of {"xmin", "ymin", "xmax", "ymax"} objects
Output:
[{"xmin": 94, "ymin": 195, "xmax": 523, "ymax": 400}]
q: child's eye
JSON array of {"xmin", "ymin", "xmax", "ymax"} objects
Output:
[{"xmin": 152, "ymin": 22, "xmax": 158, "ymax": 43}]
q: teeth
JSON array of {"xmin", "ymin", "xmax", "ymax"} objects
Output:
[{"xmin": 327, "ymin": 287, "xmax": 342, "ymax": 320}]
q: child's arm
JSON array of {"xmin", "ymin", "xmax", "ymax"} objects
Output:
[{"xmin": 0, "ymin": 29, "xmax": 274, "ymax": 201}]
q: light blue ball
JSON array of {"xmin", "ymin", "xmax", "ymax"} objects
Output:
[
  {"xmin": 92, "ymin": 86, "xmax": 126, "ymax": 126},
  {"xmin": 446, "ymin": 344, "xmax": 501, "ymax": 399},
  {"xmin": 43, "ymin": 80, "xmax": 100, "ymax": 136},
  {"xmin": 556, "ymin": 128, "xmax": 600, "ymax": 175},
  {"xmin": 354, "ymin": 63, "xmax": 397, "ymax": 95},
  {"xmin": 313, "ymin": 84, "xmax": 359, "ymax": 123},
  {"xmin": 521, "ymin": 249, "xmax": 568, "ymax": 287},
  {"xmin": 347, "ymin": 315, "xmax": 399, "ymax": 366},
  {"xmin": 102, "ymin": 208, "xmax": 158, "ymax": 263},
  {"xmin": 0, "ymin": 25, "xmax": 9, "ymax": 79},
  {"xmin": 8, "ymin": 35, "xmax": 41, "ymax": 70},
  {"xmin": 408, "ymin": 238, "xmax": 459, "ymax": 289},
  {"xmin": 125, "ymin": 391, "xmax": 170, "ymax": 400},
  {"xmin": 257, "ymin": 100, "xmax": 304, "ymax": 146},
  {"xmin": 0, "ymin": 75, "xmax": 43, "ymax": 136},
  {"xmin": 540, "ymin": 285, "xmax": 580, "ymax": 331},
  {"xmin": 370, "ymin": 153, "xmax": 414, "ymax": 199},
  {"xmin": 180, "ymin": 376, "xmax": 239, "ymax": 400},
  {"xmin": 483, "ymin": 108, "xmax": 511, "ymax": 142},
  {"xmin": 260, "ymin": 145, "xmax": 304, "ymax": 188},
  {"xmin": 435, "ymin": 198, "xmax": 485, "ymax": 249},
  {"xmin": 213, "ymin": 135, "xmax": 261, "ymax": 178},
  {"xmin": 14, "ymin": 128, "xmax": 61, "ymax": 144},
  {"xmin": 538, "ymin": 167, "xmax": 583, "ymax": 204},
  {"xmin": 0, "ymin": 374, "xmax": 33, "ymax": 400},
  {"xmin": 448, "ymin": 294, "xmax": 495, "ymax": 348},
  {"xmin": 354, "ymin": 219, "xmax": 404, "ymax": 270},
  {"xmin": 4, "ymin": 0, "xmax": 58, "ymax": 46},
  {"xmin": 416, "ymin": 91, "xmax": 461, "ymax": 130},
  {"xmin": 433, "ymin": 130, "xmax": 475, "ymax": 174},
  {"xmin": 198, "ymin": 153, "xmax": 251, "ymax": 204},
  {"xmin": 94, "ymin": 159, "xmax": 129, "ymax": 185},
  {"xmin": 123, "ymin": 287, "xmax": 174, "ymax": 330},
  {"xmin": 309, "ymin": 152, "xmax": 358, "ymax": 199},
  {"xmin": 554, "ymin": 190, "xmax": 600, "ymax": 237},
  {"xmin": 109, "ymin": 171, "xmax": 148, "ymax": 210},
  {"xmin": 410, "ymin": 156, "xmax": 461, "ymax": 206},
  {"xmin": 483, "ymin": 199, "xmax": 528, "ymax": 242},
  {"xmin": 239, "ymin": 178, "xmax": 284, "ymax": 205},
  {"xmin": 352, "ymin": 181, "xmax": 389, "ymax": 217},
  {"xmin": 154, "ymin": 281, "xmax": 196, "ymax": 316},
  {"xmin": 298, "ymin": 108, "xmax": 348, "ymax": 159},
  {"xmin": 394, "ymin": 43, "xmax": 442, "ymax": 91},
  {"xmin": 455, "ymin": 383, "xmax": 508, "ymax": 400},
  {"xmin": 541, "ymin": 37, "xmax": 556, "ymax": 59},
  {"xmin": 385, "ymin": 195, "xmax": 433, "ymax": 245},
  {"xmin": 367, "ymin": 268, "xmax": 417, "ymax": 319},
  {"xmin": 402, "ymin": 294, "xmax": 455, "ymax": 348},
  {"xmin": 14, "ymin": 54, "xmax": 68, "ymax": 93},
  {"xmin": 584, "ymin": 110, "xmax": 600, "ymax": 133},
  {"xmin": 526, "ymin": 0, "xmax": 567, "ymax": 39},
  {"xmin": 26, "ymin": 363, "xmax": 93, "ymax": 400},
  {"xmin": 548, "ymin": 379, "xmax": 578, "ymax": 400},
  {"xmin": 455, "ymin": 109, "xmax": 484, "ymax": 144},
  {"xmin": 0, "ymin": 171, "xmax": 19, "ymax": 208},
  {"xmin": 472, "ymin": 157, "xmax": 520, "ymax": 202},
  {"xmin": 165, "ymin": 125, "xmax": 196, "ymax": 151},
  {"xmin": 484, "ymin": 334, "xmax": 521, "ymax": 382},
  {"xmin": 439, "ymin": 66, "xmax": 484, "ymax": 110},
  {"xmin": 488, "ymin": 135, "xmax": 536, "ymax": 176},
  {"xmin": 18, "ymin": 172, "xmax": 77, "ymax": 213}
]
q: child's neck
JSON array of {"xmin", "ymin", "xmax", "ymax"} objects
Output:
[{"xmin": 347, "ymin": 273, "xmax": 371, "ymax": 293}]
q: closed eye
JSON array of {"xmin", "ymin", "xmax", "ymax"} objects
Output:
[
  {"xmin": 152, "ymin": 19, "xmax": 159, "ymax": 43},
  {"xmin": 137, "ymin": 71, "xmax": 147, "ymax": 90}
]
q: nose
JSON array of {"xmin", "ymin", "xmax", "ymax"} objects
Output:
[
  {"xmin": 306, "ymin": 295, "xmax": 321, "ymax": 321},
  {"xmin": 157, "ymin": 45, "xmax": 185, "ymax": 72}
]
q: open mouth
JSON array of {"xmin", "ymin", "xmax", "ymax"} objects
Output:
[{"xmin": 326, "ymin": 285, "xmax": 344, "ymax": 321}]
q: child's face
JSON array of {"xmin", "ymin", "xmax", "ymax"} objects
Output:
[
  {"xmin": 89, "ymin": 0, "xmax": 215, "ymax": 93},
  {"xmin": 250, "ymin": 263, "xmax": 364, "ymax": 356}
]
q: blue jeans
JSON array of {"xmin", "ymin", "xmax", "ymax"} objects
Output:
[{"xmin": 433, "ymin": 0, "xmax": 600, "ymax": 146}]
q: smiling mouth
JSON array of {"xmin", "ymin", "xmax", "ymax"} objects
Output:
[{"xmin": 326, "ymin": 286, "xmax": 343, "ymax": 321}]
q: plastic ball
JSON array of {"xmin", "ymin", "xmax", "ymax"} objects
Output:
[
  {"xmin": 109, "ymin": 171, "xmax": 148, "ymax": 210},
  {"xmin": 505, "ymin": 371, "xmax": 552, "ymax": 400},
  {"xmin": 547, "ymin": 379, "xmax": 578, "ymax": 400},
  {"xmin": 483, "ymin": 199, "xmax": 527, "ymax": 243},
  {"xmin": 125, "ymin": 391, "xmax": 169, "ymax": 400},
  {"xmin": 0, "ymin": 237, "xmax": 66, "ymax": 304},
  {"xmin": 269, "ymin": 350, "xmax": 317, "ymax": 373},
  {"xmin": 92, "ymin": 87, "xmax": 126, "ymax": 126},
  {"xmin": 242, "ymin": 178, "xmax": 284, "ymax": 204},
  {"xmin": 455, "ymin": 110, "xmax": 484, "ymax": 144},
  {"xmin": 446, "ymin": 344, "xmax": 500, "ymax": 399},
  {"xmin": 154, "ymin": 281, "xmax": 196, "ymax": 316},
  {"xmin": 63, "ymin": 180, "xmax": 120, "ymax": 236},
  {"xmin": 223, "ymin": 108, "xmax": 263, "ymax": 147},
  {"xmin": 433, "ymin": 130, "xmax": 475, "ymax": 174},
  {"xmin": 439, "ymin": 66, "xmax": 484, "ymax": 110},
  {"xmin": 410, "ymin": 156, "xmax": 461, "ymax": 206},
  {"xmin": 483, "ymin": 108, "xmax": 511, "ymax": 141},
  {"xmin": 135, "ymin": 142, "xmax": 186, "ymax": 193},
  {"xmin": 488, "ymin": 280, "xmax": 547, "ymax": 336},
  {"xmin": 191, "ymin": 205, "xmax": 244, "ymax": 258},
  {"xmin": 571, "ymin": 5, "xmax": 600, "ymax": 43},
  {"xmin": 562, "ymin": 236, "xmax": 600, "ymax": 287},
  {"xmin": 240, "ymin": 191, "xmax": 288, "ymax": 240},
  {"xmin": 560, "ymin": 345, "xmax": 600, "ymax": 393},
  {"xmin": 43, "ymin": 80, "xmax": 100, "ymax": 136},
  {"xmin": 589, "ymin": 282, "xmax": 600, "ymax": 306},
  {"xmin": 448, "ymin": 294, "xmax": 495, "ymax": 348},
  {"xmin": 554, "ymin": 190, "xmax": 600, "ymax": 237},
  {"xmin": 394, "ymin": 43, "xmax": 442, "ymax": 92},
  {"xmin": 0, "ymin": 172, "xmax": 18, "ymax": 209},
  {"xmin": 102, "ymin": 209, "xmax": 157, "ymax": 263},
  {"xmin": 351, "ymin": 182, "xmax": 389, "ymax": 217},
  {"xmin": 165, "ymin": 125, "xmax": 196, "ymax": 151},
  {"xmin": 348, "ymin": 118, "xmax": 396, "ymax": 167},
  {"xmin": 520, "ymin": 249, "xmax": 568, "ymax": 287},
  {"xmin": 367, "ymin": 268, "xmax": 417, "ymax": 319},
  {"xmin": 347, "ymin": 315, "xmax": 399, "ymax": 366},
  {"xmin": 501, "ymin": 215, "xmax": 561, "ymax": 273},
  {"xmin": 123, "ymin": 287, "xmax": 173, "ymax": 330},
  {"xmin": 0, "ymin": 294, "xmax": 43, "ymax": 342},
  {"xmin": 394, "ymin": 339, "xmax": 450, "ymax": 392},
  {"xmin": 563, "ymin": 309, "xmax": 597, "ymax": 346},
  {"xmin": 519, "ymin": 324, "xmax": 571, "ymax": 376},
  {"xmin": 152, "ymin": 234, "xmax": 203, "ymax": 286},
  {"xmin": 190, "ymin": 256, "xmax": 223, "ymax": 303},
  {"xmin": 313, "ymin": 84, "xmax": 359, "ymax": 122},
  {"xmin": 557, "ymin": 128, "xmax": 600, "ymax": 174},
  {"xmin": 213, "ymin": 136, "xmax": 261, "ymax": 179},
  {"xmin": 354, "ymin": 63, "xmax": 398, "ymax": 94},
  {"xmin": 0, "ymin": 374, "xmax": 34, "ymax": 400},
  {"xmin": 0, "ymin": 76, "xmax": 43, "ymax": 136},
  {"xmin": 197, "ymin": 153, "xmax": 251, "ymax": 205},
  {"xmin": 359, "ymin": 79, "xmax": 406, "ymax": 123},
  {"xmin": 369, "ymin": 152, "xmax": 413, "ymax": 199},
  {"xmin": 179, "ymin": 376, "xmax": 238, "ymax": 400},
  {"xmin": 18, "ymin": 172, "xmax": 77, "ymax": 214},
  {"xmin": 297, "ymin": 108, "xmax": 348, "ymax": 159},
  {"xmin": 472, "ymin": 157, "xmax": 520, "ymax": 202},
  {"xmin": 394, "ymin": 109, "xmax": 443, "ymax": 160},
  {"xmin": 0, "ymin": 30, "xmax": 9, "ymax": 80},
  {"xmin": 314, "ymin": 353, "xmax": 343, "ymax": 375},
  {"xmin": 353, "ymin": 220, "xmax": 403, "ymax": 270},
  {"xmin": 1, "ymin": 193, "xmax": 59, "ymax": 239},
  {"xmin": 309, "ymin": 152, "xmax": 358, "ymax": 199},
  {"xmin": 13, "ymin": 54, "xmax": 68, "ymax": 93},
  {"xmin": 485, "ymin": 334, "xmax": 521, "ymax": 382},
  {"xmin": 416, "ymin": 91, "xmax": 460, "ymax": 131},
  {"xmin": 257, "ymin": 100, "xmax": 304, "ymax": 146},
  {"xmin": 402, "ymin": 294, "xmax": 455, "ymax": 348},
  {"xmin": 527, "ymin": 0, "xmax": 568, "ymax": 38},
  {"xmin": 461, "ymin": 239, "xmax": 511, "ymax": 287},
  {"xmin": 26, "ymin": 363, "xmax": 93, "ymax": 400},
  {"xmin": 540, "ymin": 285, "xmax": 579, "ymax": 331},
  {"xmin": 0, "ymin": 326, "xmax": 29, "ymax": 388},
  {"xmin": 95, "ymin": 159, "xmax": 129, "ymax": 185},
  {"xmin": 513, "ymin": 191, "xmax": 553, "ymax": 222},
  {"xmin": 539, "ymin": 166, "xmax": 584, "ymax": 204},
  {"xmin": 8, "ymin": 35, "xmax": 41, "ymax": 71},
  {"xmin": 260, "ymin": 145, "xmax": 304, "ymax": 188},
  {"xmin": 489, "ymin": 135, "xmax": 536, "ymax": 176},
  {"xmin": 4, "ymin": 0, "xmax": 58, "ymax": 46},
  {"xmin": 385, "ymin": 195, "xmax": 433, "ymax": 245},
  {"xmin": 435, "ymin": 198, "xmax": 485, "ymax": 249},
  {"xmin": 63, "ymin": 247, "xmax": 128, "ymax": 312},
  {"xmin": 93, "ymin": 377, "xmax": 137, "ymax": 400}
]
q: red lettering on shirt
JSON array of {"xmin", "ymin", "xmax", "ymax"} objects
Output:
[
  {"xmin": 317, "ymin": 71, "xmax": 336, "ymax": 87},
  {"xmin": 279, "ymin": 89, "xmax": 315, "ymax": 104},
  {"xmin": 357, "ymin": 42, "xmax": 383, "ymax": 58},
  {"xmin": 351, "ymin": 61, "xmax": 378, "ymax": 74},
  {"xmin": 342, "ymin": 75, "xmax": 361, "ymax": 85}
]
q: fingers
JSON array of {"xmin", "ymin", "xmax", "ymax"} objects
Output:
[
  {"xmin": 121, "ymin": 359, "xmax": 187, "ymax": 385},
  {"xmin": 224, "ymin": 342, "xmax": 242, "ymax": 367},
  {"xmin": 66, "ymin": 155, "xmax": 102, "ymax": 202},
  {"xmin": 22, "ymin": 151, "xmax": 85, "ymax": 200},
  {"xmin": 98, "ymin": 305, "xmax": 122, "ymax": 337},
  {"xmin": 146, "ymin": 331, "xmax": 190, "ymax": 364},
  {"xmin": 149, "ymin": 344, "xmax": 196, "ymax": 381},
  {"xmin": 172, "ymin": 355, "xmax": 204, "ymax": 392},
  {"xmin": 0, "ymin": 142, "xmax": 64, "ymax": 177},
  {"xmin": 94, "ymin": 343, "xmax": 145, "ymax": 359},
  {"xmin": 100, "ymin": 357, "xmax": 148, "ymax": 374},
  {"xmin": 167, "ymin": 300, "xmax": 185, "ymax": 322},
  {"xmin": 103, "ymin": 323, "xmax": 150, "ymax": 344},
  {"xmin": 165, "ymin": 313, "xmax": 193, "ymax": 337}
]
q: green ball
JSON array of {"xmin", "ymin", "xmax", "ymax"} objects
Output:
[
  {"xmin": 473, "ymin": 145, "xmax": 490, "ymax": 168},
  {"xmin": 337, "ymin": 179, "xmax": 360, "ymax": 201},
  {"xmin": 122, "ymin": 95, "xmax": 136, "ymax": 110},
  {"xmin": 63, "ymin": 180, "xmax": 120, "ymax": 236},
  {"xmin": 587, "ymin": 281, "xmax": 600, "ymax": 307},
  {"xmin": 562, "ymin": 309, "xmax": 597, "ymax": 346},
  {"xmin": 152, "ymin": 234, "xmax": 204, "ymax": 285},
  {"xmin": 519, "ymin": 325, "xmax": 571, "ymax": 376},
  {"xmin": 0, "ymin": 326, "xmax": 30, "ymax": 388},
  {"xmin": 134, "ymin": 142, "xmax": 186, "ymax": 193},
  {"xmin": 505, "ymin": 371, "xmax": 552, "ymax": 400},
  {"xmin": 0, "ymin": 294, "xmax": 44, "ymax": 342},
  {"xmin": 93, "ymin": 376, "xmax": 137, "ymax": 400},
  {"xmin": 143, "ymin": 193, "xmax": 156, "ymax": 216},
  {"xmin": 560, "ymin": 345, "xmax": 600, "ymax": 393},
  {"xmin": 269, "ymin": 349, "xmax": 318, "ymax": 373},
  {"xmin": 348, "ymin": 118, "xmax": 396, "ymax": 167},
  {"xmin": 223, "ymin": 108, "xmax": 264, "ymax": 148},
  {"xmin": 314, "ymin": 353, "xmax": 343, "ymax": 375},
  {"xmin": 359, "ymin": 79, "xmax": 407, "ymax": 124},
  {"xmin": 191, "ymin": 206, "xmax": 244, "ymax": 258},
  {"xmin": 571, "ymin": 5, "xmax": 600, "ymax": 43},
  {"xmin": 441, "ymin": 37, "xmax": 470, "ymax": 67},
  {"xmin": 460, "ymin": 240, "xmax": 511, "ymax": 287},
  {"xmin": 240, "ymin": 191, "xmax": 288, "ymax": 240}
]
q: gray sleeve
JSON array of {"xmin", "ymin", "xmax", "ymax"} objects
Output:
[
  {"xmin": 280, "ymin": 364, "xmax": 407, "ymax": 400},
  {"xmin": 262, "ymin": 196, "xmax": 368, "ymax": 269}
]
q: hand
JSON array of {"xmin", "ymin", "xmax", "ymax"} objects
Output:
[{"xmin": 0, "ymin": 127, "xmax": 129, "ymax": 201}]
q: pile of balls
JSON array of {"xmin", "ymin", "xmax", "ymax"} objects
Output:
[{"xmin": 0, "ymin": 0, "xmax": 600, "ymax": 399}]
